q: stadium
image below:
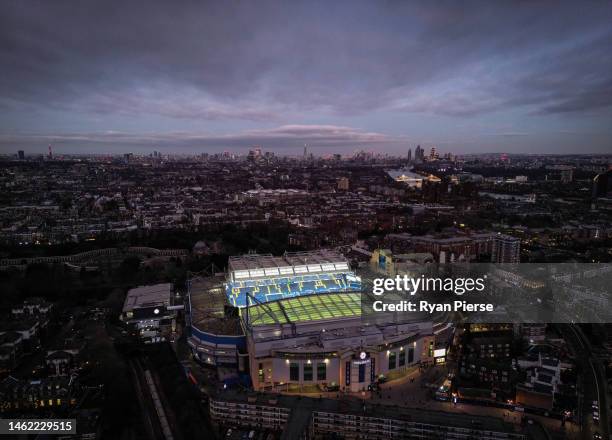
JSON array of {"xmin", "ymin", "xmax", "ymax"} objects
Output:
[{"xmin": 187, "ymin": 250, "xmax": 436, "ymax": 393}]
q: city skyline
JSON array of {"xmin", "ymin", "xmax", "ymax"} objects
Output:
[{"xmin": 1, "ymin": 1, "xmax": 612, "ymax": 155}]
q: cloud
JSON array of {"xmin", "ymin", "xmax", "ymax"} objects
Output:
[
  {"xmin": 0, "ymin": 1, "xmax": 611, "ymax": 153},
  {"xmin": 2, "ymin": 2, "xmax": 612, "ymax": 117},
  {"xmin": 0, "ymin": 125, "xmax": 406, "ymax": 153}
]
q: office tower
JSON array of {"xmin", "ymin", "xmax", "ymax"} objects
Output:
[
  {"xmin": 491, "ymin": 234, "xmax": 520, "ymax": 263},
  {"xmin": 18, "ymin": 150, "xmax": 25, "ymax": 160},
  {"xmin": 407, "ymin": 148, "xmax": 412, "ymax": 164},
  {"xmin": 414, "ymin": 145, "xmax": 424, "ymax": 163},
  {"xmin": 429, "ymin": 146, "xmax": 437, "ymax": 161}
]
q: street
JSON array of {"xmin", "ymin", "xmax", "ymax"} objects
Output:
[{"xmin": 560, "ymin": 324, "xmax": 609, "ymax": 440}]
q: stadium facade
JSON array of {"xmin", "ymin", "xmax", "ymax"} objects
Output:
[
  {"xmin": 187, "ymin": 250, "xmax": 435, "ymax": 393},
  {"xmin": 187, "ymin": 276, "xmax": 248, "ymax": 371}
]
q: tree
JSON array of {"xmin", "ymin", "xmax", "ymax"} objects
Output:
[{"xmin": 117, "ymin": 256, "xmax": 141, "ymax": 282}]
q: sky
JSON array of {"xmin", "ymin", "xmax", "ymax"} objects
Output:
[{"xmin": 1, "ymin": 1, "xmax": 611, "ymax": 156}]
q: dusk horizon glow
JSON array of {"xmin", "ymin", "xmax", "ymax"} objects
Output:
[{"xmin": 1, "ymin": 1, "xmax": 611, "ymax": 155}]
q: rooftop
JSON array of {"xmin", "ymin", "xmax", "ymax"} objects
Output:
[
  {"xmin": 212, "ymin": 389, "xmax": 523, "ymax": 439},
  {"xmin": 228, "ymin": 250, "xmax": 350, "ymax": 280},
  {"xmin": 189, "ymin": 276, "xmax": 243, "ymax": 336},
  {"xmin": 122, "ymin": 283, "xmax": 172, "ymax": 313},
  {"xmin": 387, "ymin": 168, "xmax": 423, "ymax": 181}
]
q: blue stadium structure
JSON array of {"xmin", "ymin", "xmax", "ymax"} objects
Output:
[{"xmin": 226, "ymin": 251, "xmax": 361, "ymax": 307}]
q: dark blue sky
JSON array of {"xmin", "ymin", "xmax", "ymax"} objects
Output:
[{"xmin": 1, "ymin": 1, "xmax": 611, "ymax": 155}]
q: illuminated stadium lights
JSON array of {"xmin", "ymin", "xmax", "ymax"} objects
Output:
[
  {"xmin": 279, "ymin": 267, "xmax": 293, "ymax": 275},
  {"xmin": 228, "ymin": 250, "xmax": 351, "ymax": 280}
]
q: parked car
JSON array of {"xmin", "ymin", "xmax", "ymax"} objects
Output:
[{"xmin": 324, "ymin": 384, "xmax": 340, "ymax": 392}]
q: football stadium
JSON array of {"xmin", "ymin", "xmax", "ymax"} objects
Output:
[{"xmin": 187, "ymin": 250, "xmax": 436, "ymax": 393}]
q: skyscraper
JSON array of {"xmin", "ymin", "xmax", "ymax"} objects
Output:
[
  {"xmin": 414, "ymin": 145, "xmax": 424, "ymax": 163},
  {"xmin": 18, "ymin": 150, "xmax": 25, "ymax": 160},
  {"xmin": 407, "ymin": 148, "xmax": 412, "ymax": 164}
]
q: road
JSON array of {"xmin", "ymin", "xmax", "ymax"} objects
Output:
[
  {"xmin": 561, "ymin": 324, "xmax": 609, "ymax": 440},
  {"xmin": 373, "ymin": 366, "xmax": 580, "ymax": 439},
  {"xmin": 271, "ymin": 363, "xmax": 580, "ymax": 438}
]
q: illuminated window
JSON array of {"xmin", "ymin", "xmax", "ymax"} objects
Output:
[{"xmin": 258, "ymin": 363, "xmax": 264, "ymax": 383}]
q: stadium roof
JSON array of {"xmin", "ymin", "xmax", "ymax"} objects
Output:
[
  {"xmin": 122, "ymin": 283, "xmax": 172, "ymax": 313},
  {"xmin": 189, "ymin": 276, "xmax": 243, "ymax": 336},
  {"xmin": 228, "ymin": 250, "xmax": 350, "ymax": 280},
  {"xmin": 244, "ymin": 292, "xmax": 361, "ymax": 327}
]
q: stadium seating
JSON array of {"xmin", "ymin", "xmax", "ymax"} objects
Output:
[{"xmin": 226, "ymin": 272, "xmax": 361, "ymax": 307}]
